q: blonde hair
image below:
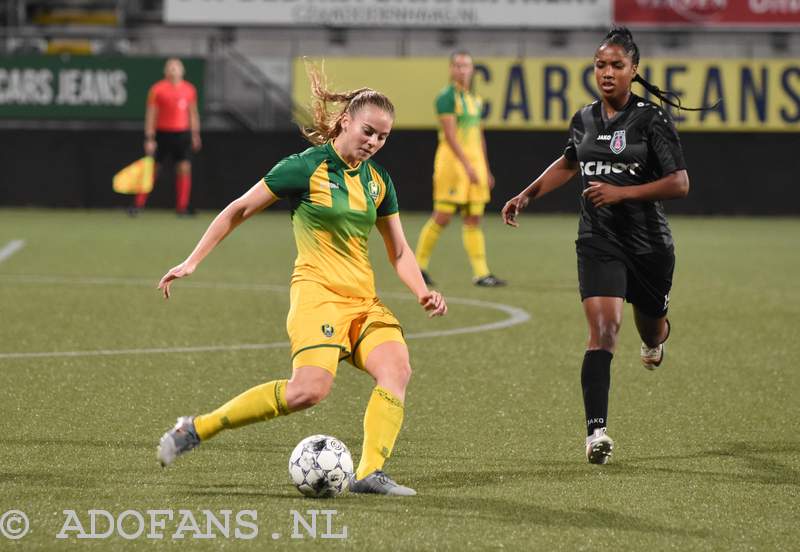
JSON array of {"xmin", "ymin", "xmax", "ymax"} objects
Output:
[{"xmin": 301, "ymin": 62, "xmax": 395, "ymax": 146}]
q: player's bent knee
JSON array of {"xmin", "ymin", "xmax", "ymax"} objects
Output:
[
  {"xmin": 377, "ymin": 360, "xmax": 411, "ymax": 397},
  {"xmin": 363, "ymin": 340, "xmax": 412, "ymax": 397},
  {"xmin": 433, "ymin": 212, "xmax": 451, "ymax": 226},
  {"xmin": 390, "ymin": 360, "xmax": 412, "ymax": 388},
  {"xmin": 290, "ymin": 382, "xmax": 331, "ymax": 409},
  {"xmin": 401, "ymin": 359, "xmax": 412, "ymax": 381},
  {"xmin": 588, "ymin": 319, "xmax": 621, "ymax": 350},
  {"xmin": 287, "ymin": 366, "xmax": 333, "ymax": 409},
  {"xmin": 304, "ymin": 384, "xmax": 331, "ymax": 406},
  {"xmin": 595, "ymin": 323, "xmax": 620, "ymax": 350}
]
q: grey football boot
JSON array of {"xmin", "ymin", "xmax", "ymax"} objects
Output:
[
  {"xmin": 157, "ymin": 416, "xmax": 201, "ymax": 467},
  {"xmin": 349, "ymin": 471, "xmax": 417, "ymax": 496}
]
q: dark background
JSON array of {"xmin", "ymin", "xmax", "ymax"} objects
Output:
[{"xmin": 1, "ymin": 129, "xmax": 797, "ymax": 214}]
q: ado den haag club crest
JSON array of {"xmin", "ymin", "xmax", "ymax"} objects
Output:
[
  {"xmin": 321, "ymin": 324, "xmax": 334, "ymax": 338},
  {"xmin": 610, "ymin": 130, "xmax": 626, "ymax": 154},
  {"xmin": 367, "ymin": 180, "xmax": 379, "ymax": 201}
]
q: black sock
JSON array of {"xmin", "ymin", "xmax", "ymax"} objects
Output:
[{"xmin": 581, "ymin": 349, "xmax": 613, "ymax": 436}]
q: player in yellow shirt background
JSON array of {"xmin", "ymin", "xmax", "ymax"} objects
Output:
[
  {"xmin": 155, "ymin": 65, "xmax": 447, "ymax": 496},
  {"xmin": 415, "ymin": 51, "xmax": 506, "ymax": 287}
]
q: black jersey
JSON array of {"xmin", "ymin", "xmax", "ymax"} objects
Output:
[{"xmin": 564, "ymin": 93, "xmax": 686, "ymax": 254}]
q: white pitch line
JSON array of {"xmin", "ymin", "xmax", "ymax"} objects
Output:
[
  {"xmin": 0, "ymin": 275, "xmax": 530, "ymax": 360},
  {"xmin": 0, "ymin": 240, "xmax": 25, "ymax": 264},
  {"xmin": 0, "ymin": 342, "xmax": 291, "ymax": 360},
  {"xmin": 0, "ymin": 274, "xmax": 286, "ymax": 293}
]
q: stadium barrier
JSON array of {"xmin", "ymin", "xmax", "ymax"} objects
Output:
[{"xmin": 0, "ymin": 129, "xmax": 796, "ymax": 214}]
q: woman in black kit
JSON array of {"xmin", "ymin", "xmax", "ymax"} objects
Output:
[{"xmin": 502, "ymin": 27, "xmax": 710, "ymax": 465}]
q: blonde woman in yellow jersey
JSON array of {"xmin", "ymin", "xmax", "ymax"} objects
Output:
[
  {"xmin": 415, "ymin": 51, "xmax": 506, "ymax": 287},
  {"xmin": 155, "ymin": 67, "xmax": 447, "ymax": 496}
]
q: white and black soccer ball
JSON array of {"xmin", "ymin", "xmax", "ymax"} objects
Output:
[{"xmin": 288, "ymin": 435, "xmax": 354, "ymax": 498}]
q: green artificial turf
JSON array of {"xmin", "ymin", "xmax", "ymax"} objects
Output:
[{"xmin": 0, "ymin": 209, "xmax": 797, "ymax": 550}]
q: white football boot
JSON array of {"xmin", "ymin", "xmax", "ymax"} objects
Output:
[
  {"xmin": 157, "ymin": 416, "xmax": 201, "ymax": 467},
  {"xmin": 641, "ymin": 318, "xmax": 670, "ymax": 370},
  {"xmin": 640, "ymin": 342, "xmax": 664, "ymax": 370},
  {"xmin": 585, "ymin": 428, "xmax": 614, "ymax": 465}
]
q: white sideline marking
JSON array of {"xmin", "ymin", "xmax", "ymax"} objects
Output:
[
  {"xmin": 0, "ymin": 342, "xmax": 291, "ymax": 359},
  {"xmin": 0, "ymin": 275, "xmax": 530, "ymax": 360},
  {"xmin": 0, "ymin": 240, "xmax": 25, "ymax": 264},
  {"xmin": 0, "ymin": 274, "xmax": 286, "ymax": 293}
]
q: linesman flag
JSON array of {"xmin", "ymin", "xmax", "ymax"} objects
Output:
[{"xmin": 113, "ymin": 156, "xmax": 155, "ymax": 194}]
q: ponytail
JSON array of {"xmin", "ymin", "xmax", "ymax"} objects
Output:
[
  {"xmin": 599, "ymin": 26, "xmax": 720, "ymax": 113},
  {"xmin": 301, "ymin": 61, "xmax": 395, "ymax": 145}
]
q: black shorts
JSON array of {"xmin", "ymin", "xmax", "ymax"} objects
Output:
[
  {"xmin": 155, "ymin": 131, "xmax": 191, "ymax": 163},
  {"xmin": 576, "ymin": 238, "xmax": 675, "ymax": 318}
]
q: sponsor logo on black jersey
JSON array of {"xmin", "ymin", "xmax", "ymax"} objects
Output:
[
  {"xmin": 597, "ymin": 134, "xmax": 612, "ymax": 141},
  {"xmin": 580, "ymin": 161, "xmax": 640, "ymax": 176},
  {"xmin": 610, "ymin": 130, "xmax": 626, "ymax": 154}
]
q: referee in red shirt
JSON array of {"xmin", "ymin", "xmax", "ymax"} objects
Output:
[{"xmin": 134, "ymin": 58, "xmax": 201, "ymax": 215}]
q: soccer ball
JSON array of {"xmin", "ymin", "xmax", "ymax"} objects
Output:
[{"xmin": 288, "ymin": 435, "xmax": 354, "ymax": 498}]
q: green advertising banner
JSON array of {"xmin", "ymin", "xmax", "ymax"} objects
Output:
[{"xmin": 0, "ymin": 56, "xmax": 204, "ymax": 119}]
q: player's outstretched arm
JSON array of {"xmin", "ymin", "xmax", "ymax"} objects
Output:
[
  {"xmin": 376, "ymin": 214, "xmax": 447, "ymax": 318},
  {"xmin": 158, "ymin": 181, "xmax": 277, "ymax": 298},
  {"xmin": 502, "ymin": 155, "xmax": 578, "ymax": 227}
]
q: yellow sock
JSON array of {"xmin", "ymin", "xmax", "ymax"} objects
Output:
[
  {"xmin": 462, "ymin": 225, "xmax": 490, "ymax": 279},
  {"xmin": 414, "ymin": 218, "xmax": 444, "ymax": 270},
  {"xmin": 193, "ymin": 379, "xmax": 290, "ymax": 441},
  {"xmin": 356, "ymin": 386, "xmax": 404, "ymax": 480}
]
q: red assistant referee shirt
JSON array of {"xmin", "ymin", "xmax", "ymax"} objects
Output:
[{"xmin": 147, "ymin": 79, "xmax": 197, "ymax": 132}]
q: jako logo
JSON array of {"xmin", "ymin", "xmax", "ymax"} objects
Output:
[
  {"xmin": 580, "ymin": 161, "xmax": 641, "ymax": 176},
  {"xmin": 597, "ymin": 134, "xmax": 612, "ymax": 141}
]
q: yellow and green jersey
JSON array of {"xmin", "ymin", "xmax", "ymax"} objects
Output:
[
  {"xmin": 263, "ymin": 142, "xmax": 399, "ymax": 299},
  {"xmin": 434, "ymin": 83, "xmax": 484, "ymax": 161},
  {"xmin": 432, "ymin": 83, "xmax": 490, "ymax": 204}
]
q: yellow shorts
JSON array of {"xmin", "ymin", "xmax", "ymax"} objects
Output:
[
  {"xmin": 433, "ymin": 200, "xmax": 486, "ymax": 217},
  {"xmin": 287, "ymin": 280, "xmax": 405, "ymax": 376},
  {"xmin": 433, "ymin": 153, "xmax": 491, "ymax": 205}
]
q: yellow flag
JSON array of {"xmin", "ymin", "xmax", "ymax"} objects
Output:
[{"xmin": 113, "ymin": 156, "xmax": 155, "ymax": 194}]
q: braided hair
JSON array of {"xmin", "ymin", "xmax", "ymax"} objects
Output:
[
  {"xmin": 301, "ymin": 62, "xmax": 395, "ymax": 146},
  {"xmin": 598, "ymin": 26, "xmax": 717, "ymax": 112}
]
